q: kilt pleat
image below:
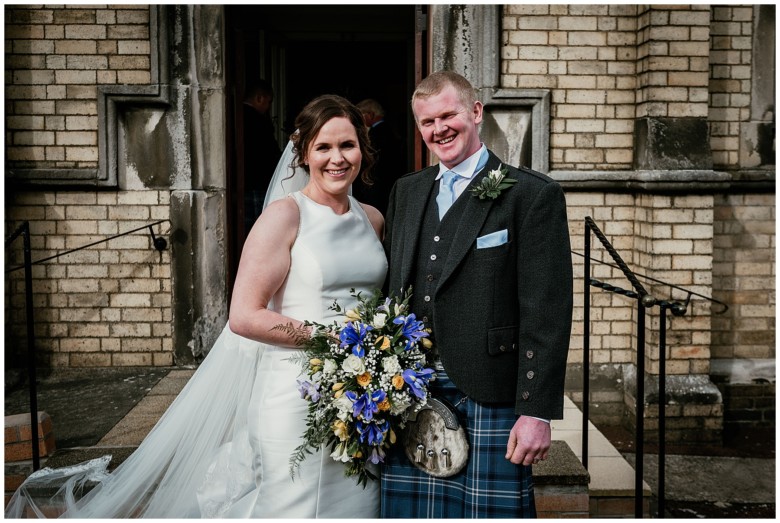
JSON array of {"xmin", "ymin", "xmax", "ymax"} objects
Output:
[{"xmin": 381, "ymin": 369, "xmax": 536, "ymax": 518}]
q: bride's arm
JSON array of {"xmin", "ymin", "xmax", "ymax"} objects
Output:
[{"xmin": 228, "ymin": 197, "xmax": 308, "ymax": 347}]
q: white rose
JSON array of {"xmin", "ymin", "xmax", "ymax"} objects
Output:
[
  {"xmin": 322, "ymin": 359, "xmax": 337, "ymax": 375},
  {"xmin": 372, "ymin": 313, "xmax": 387, "ymax": 329},
  {"xmin": 333, "ymin": 394, "xmax": 353, "ymax": 415},
  {"xmin": 382, "ymin": 355, "xmax": 402, "ymax": 375},
  {"xmin": 342, "ymin": 354, "xmax": 366, "ymax": 375},
  {"xmin": 390, "ymin": 394, "xmax": 412, "ymax": 415}
]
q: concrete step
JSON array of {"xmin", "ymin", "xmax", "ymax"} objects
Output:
[{"xmin": 553, "ymin": 396, "xmax": 652, "ymax": 517}]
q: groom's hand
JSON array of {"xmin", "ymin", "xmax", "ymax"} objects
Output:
[{"xmin": 505, "ymin": 415, "xmax": 551, "ymax": 466}]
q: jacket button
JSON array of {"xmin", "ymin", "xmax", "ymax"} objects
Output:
[
  {"xmin": 427, "ymin": 274, "xmax": 434, "ymax": 282},
  {"xmin": 424, "ymin": 296, "xmax": 431, "ymax": 302},
  {"xmin": 521, "ymin": 391, "xmax": 530, "ymax": 400},
  {"xmin": 422, "ymin": 316, "xmax": 429, "ymax": 323},
  {"xmin": 499, "ymin": 345, "xmax": 507, "ymax": 352},
  {"xmin": 526, "ymin": 350, "xmax": 534, "ymax": 359},
  {"xmin": 527, "ymin": 371, "xmax": 535, "ymax": 380}
]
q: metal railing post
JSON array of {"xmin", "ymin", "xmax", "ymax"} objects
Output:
[
  {"xmin": 5, "ymin": 222, "xmax": 40, "ymax": 470},
  {"xmin": 658, "ymin": 304, "xmax": 668, "ymax": 517},
  {"xmin": 582, "ymin": 220, "xmax": 591, "ymax": 469},
  {"xmin": 579, "ymin": 217, "xmax": 725, "ymax": 519},
  {"xmin": 635, "ymin": 301, "xmax": 646, "ymax": 518}
]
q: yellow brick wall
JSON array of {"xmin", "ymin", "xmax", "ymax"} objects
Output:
[
  {"xmin": 709, "ymin": 5, "xmax": 755, "ymax": 168},
  {"xmin": 712, "ymin": 194, "xmax": 776, "ymax": 360},
  {"xmin": 502, "ymin": 4, "xmax": 639, "ymax": 170},
  {"xmin": 5, "ymin": 5, "xmax": 152, "ymax": 170},
  {"xmin": 5, "ymin": 190, "xmax": 173, "ymax": 367}
]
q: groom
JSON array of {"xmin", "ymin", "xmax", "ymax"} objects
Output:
[{"xmin": 381, "ymin": 71, "xmax": 573, "ymax": 518}]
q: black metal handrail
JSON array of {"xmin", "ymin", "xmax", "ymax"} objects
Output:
[
  {"xmin": 6, "ymin": 220, "xmax": 169, "ymax": 274},
  {"xmin": 4, "ymin": 219, "xmax": 169, "ymax": 470},
  {"xmin": 580, "ymin": 216, "xmax": 726, "ymax": 518}
]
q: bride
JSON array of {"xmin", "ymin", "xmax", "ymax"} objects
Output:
[{"xmin": 6, "ymin": 95, "xmax": 387, "ymax": 518}]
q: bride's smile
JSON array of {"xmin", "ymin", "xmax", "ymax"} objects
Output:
[{"xmin": 304, "ymin": 116, "xmax": 362, "ymax": 202}]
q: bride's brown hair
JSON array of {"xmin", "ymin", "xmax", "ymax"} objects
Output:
[{"xmin": 290, "ymin": 95, "xmax": 376, "ymax": 185}]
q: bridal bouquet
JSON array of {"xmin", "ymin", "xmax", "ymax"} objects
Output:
[{"xmin": 282, "ymin": 288, "xmax": 435, "ymax": 486}]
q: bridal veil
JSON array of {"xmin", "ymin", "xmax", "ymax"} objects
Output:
[{"xmin": 5, "ymin": 140, "xmax": 310, "ymax": 519}]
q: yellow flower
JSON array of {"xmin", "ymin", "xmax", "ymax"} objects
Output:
[
  {"xmin": 375, "ymin": 335, "xmax": 391, "ymax": 350},
  {"xmin": 421, "ymin": 338, "xmax": 433, "ymax": 349},
  {"xmin": 332, "ymin": 382, "xmax": 345, "ymax": 391},
  {"xmin": 353, "ymin": 450, "xmax": 363, "ymax": 458},
  {"xmin": 392, "ymin": 374, "xmax": 405, "ymax": 390},
  {"xmin": 333, "ymin": 420, "xmax": 349, "ymax": 441},
  {"xmin": 389, "ymin": 428, "xmax": 397, "ymax": 444},
  {"xmin": 377, "ymin": 398, "xmax": 391, "ymax": 411},
  {"xmin": 334, "ymin": 389, "xmax": 344, "ymax": 399},
  {"xmin": 345, "ymin": 309, "xmax": 362, "ymax": 322},
  {"xmin": 357, "ymin": 372, "xmax": 372, "ymax": 388},
  {"xmin": 309, "ymin": 358, "xmax": 323, "ymax": 366}
]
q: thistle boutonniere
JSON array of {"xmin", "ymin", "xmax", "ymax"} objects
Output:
[{"xmin": 470, "ymin": 164, "xmax": 517, "ymax": 200}]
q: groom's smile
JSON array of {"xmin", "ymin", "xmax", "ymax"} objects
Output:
[{"xmin": 413, "ymin": 84, "xmax": 483, "ymax": 169}]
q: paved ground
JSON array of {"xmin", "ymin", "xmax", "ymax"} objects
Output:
[
  {"xmin": 599, "ymin": 424, "xmax": 776, "ymax": 518},
  {"xmin": 5, "ymin": 367, "xmax": 776, "ymax": 518}
]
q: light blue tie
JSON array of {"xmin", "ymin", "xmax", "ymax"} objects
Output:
[
  {"xmin": 436, "ymin": 149, "xmax": 490, "ymax": 220},
  {"xmin": 436, "ymin": 170, "xmax": 460, "ymax": 220}
]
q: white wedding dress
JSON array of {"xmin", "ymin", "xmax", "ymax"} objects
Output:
[{"xmin": 6, "ymin": 191, "xmax": 387, "ymax": 519}]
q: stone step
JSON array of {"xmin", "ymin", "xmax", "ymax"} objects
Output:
[{"xmin": 553, "ymin": 396, "xmax": 652, "ymax": 517}]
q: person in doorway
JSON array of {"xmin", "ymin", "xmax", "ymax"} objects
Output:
[
  {"xmin": 381, "ymin": 70, "xmax": 573, "ymax": 518},
  {"xmin": 243, "ymin": 80, "xmax": 282, "ymax": 233},
  {"xmin": 352, "ymin": 98, "xmax": 406, "ymax": 215},
  {"xmin": 6, "ymin": 95, "xmax": 386, "ymax": 518}
]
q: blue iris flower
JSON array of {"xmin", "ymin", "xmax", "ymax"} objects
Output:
[
  {"xmin": 346, "ymin": 389, "xmax": 386, "ymax": 421},
  {"xmin": 402, "ymin": 366, "xmax": 435, "ymax": 400},
  {"xmin": 339, "ymin": 321, "xmax": 373, "ymax": 358},
  {"xmin": 356, "ymin": 419, "xmax": 389, "ymax": 447},
  {"xmin": 393, "ymin": 313, "xmax": 429, "ymax": 350}
]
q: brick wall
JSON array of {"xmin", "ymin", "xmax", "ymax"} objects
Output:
[
  {"xmin": 5, "ymin": 5, "xmax": 151, "ymax": 170},
  {"xmin": 709, "ymin": 5, "xmax": 755, "ymax": 168},
  {"xmin": 5, "ymin": 190, "xmax": 173, "ymax": 367},
  {"xmin": 502, "ymin": 4, "xmax": 639, "ymax": 170},
  {"xmin": 712, "ymin": 194, "xmax": 775, "ymax": 364}
]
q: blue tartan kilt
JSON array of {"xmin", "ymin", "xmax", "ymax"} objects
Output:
[{"xmin": 381, "ymin": 368, "xmax": 536, "ymax": 518}]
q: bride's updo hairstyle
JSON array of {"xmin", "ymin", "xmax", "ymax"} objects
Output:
[{"xmin": 291, "ymin": 94, "xmax": 376, "ymax": 185}]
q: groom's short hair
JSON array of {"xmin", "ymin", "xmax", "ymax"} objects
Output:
[{"xmin": 411, "ymin": 71, "xmax": 477, "ymax": 117}]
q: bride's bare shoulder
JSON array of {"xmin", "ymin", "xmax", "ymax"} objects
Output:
[{"xmin": 247, "ymin": 196, "xmax": 300, "ymax": 239}]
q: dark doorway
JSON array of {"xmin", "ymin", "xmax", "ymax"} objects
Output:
[{"xmin": 224, "ymin": 5, "xmax": 423, "ymax": 294}]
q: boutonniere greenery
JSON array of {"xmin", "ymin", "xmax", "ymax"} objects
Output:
[{"xmin": 470, "ymin": 164, "xmax": 517, "ymax": 200}]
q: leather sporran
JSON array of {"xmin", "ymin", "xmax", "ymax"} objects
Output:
[{"xmin": 402, "ymin": 397, "xmax": 469, "ymax": 477}]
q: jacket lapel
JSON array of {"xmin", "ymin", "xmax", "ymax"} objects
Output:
[{"xmin": 437, "ymin": 152, "xmax": 503, "ymax": 289}]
